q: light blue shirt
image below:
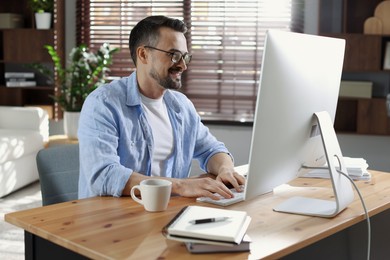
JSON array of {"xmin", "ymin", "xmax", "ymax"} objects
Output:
[{"xmin": 78, "ymin": 72, "xmax": 231, "ymax": 199}]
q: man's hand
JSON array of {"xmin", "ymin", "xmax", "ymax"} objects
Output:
[
  {"xmin": 172, "ymin": 165, "xmax": 245, "ymax": 199},
  {"xmin": 206, "ymin": 152, "xmax": 246, "ymax": 194},
  {"xmin": 172, "ymin": 177, "xmax": 236, "ymax": 200},
  {"xmin": 123, "ymin": 171, "xmax": 240, "ymax": 200},
  {"xmin": 215, "ymin": 168, "xmax": 246, "ymax": 192}
]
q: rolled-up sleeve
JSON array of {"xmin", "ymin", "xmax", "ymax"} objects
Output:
[
  {"xmin": 78, "ymin": 92, "xmax": 133, "ymax": 198},
  {"xmin": 78, "ymin": 74, "xmax": 153, "ymax": 199}
]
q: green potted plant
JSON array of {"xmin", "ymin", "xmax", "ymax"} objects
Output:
[
  {"xmin": 29, "ymin": 0, "xmax": 54, "ymax": 29},
  {"xmin": 44, "ymin": 43, "xmax": 119, "ymax": 138}
]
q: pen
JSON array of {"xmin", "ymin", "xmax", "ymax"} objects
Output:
[{"xmin": 189, "ymin": 217, "xmax": 230, "ymax": 225}]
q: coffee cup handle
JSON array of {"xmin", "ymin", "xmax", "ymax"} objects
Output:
[{"xmin": 130, "ymin": 185, "xmax": 143, "ymax": 205}]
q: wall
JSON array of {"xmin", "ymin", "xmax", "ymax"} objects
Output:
[
  {"xmin": 303, "ymin": 0, "xmax": 319, "ymax": 34},
  {"xmin": 190, "ymin": 124, "xmax": 252, "ymax": 176},
  {"xmin": 65, "ymin": 0, "xmax": 76, "ymax": 57},
  {"xmin": 337, "ymin": 134, "xmax": 390, "ymax": 172}
]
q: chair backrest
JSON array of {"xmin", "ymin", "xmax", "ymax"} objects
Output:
[{"xmin": 36, "ymin": 144, "xmax": 79, "ymax": 206}]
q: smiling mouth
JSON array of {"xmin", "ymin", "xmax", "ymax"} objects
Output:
[{"xmin": 169, "ymin": 67, "xmax": 182, "ymax": 79}]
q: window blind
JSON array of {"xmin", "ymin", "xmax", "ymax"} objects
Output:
[{"xmin": 76, "ymin": 0, "xmax": 303, "ymax": 117}]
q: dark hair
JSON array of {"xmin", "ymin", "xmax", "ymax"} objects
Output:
[{"xmin": 129, "ymin": 16, "xmax": 187, "ymax": 66}]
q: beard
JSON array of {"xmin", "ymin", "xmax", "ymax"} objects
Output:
[{"xmin": 149, "ymin": 65, "xmax": 182, "ymax": 90}]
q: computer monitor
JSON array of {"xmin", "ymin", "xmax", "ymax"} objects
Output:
[{"xmin": 243, "ymin": 30, "xmax": 354, "ymax": 217}]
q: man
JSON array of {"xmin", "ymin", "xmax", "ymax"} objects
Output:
[{"xmin": 78, "ymin": 15, "xmax": 245, "ymax": 200}]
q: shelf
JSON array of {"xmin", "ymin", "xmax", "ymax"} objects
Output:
[
  {"xmin": 322, "ymin": 33, "xmax": 383, "ymax": 72},
  {"xmin": 1, "ymin": 29, "xmax": 54, "ymax": 63},
  {"xmin": 0, "ymin": 87, "xmax": 54, "ymax": 105},
  {"xmin": 0, "ymin": 0, "xmax": 33, "ymax": 28},
  {"xmin": 320, "ymin": 0, "xmax": 390, "ymax": 135},
  {"xmin": 0, "ymin": 86, "xmax": 54, "ymax": 90},
  {"xmin": 0, "ymin": 0, "xmax": 65, "ymax": 120},
  {"xmin": 0, "ymin": 29, "xmax": 55, "ymax": 105},
  {"xmin": 344, "ymin": 0, "xmax": 383, "ymax": 33},
  {"xmin": 335, "ymin": 98, "xmax": 390, "ymax": 135}
]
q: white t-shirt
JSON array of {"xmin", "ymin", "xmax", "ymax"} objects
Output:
[{"xmin": 140, "ymin": 93, "xmax": 174, "ymax": 177}]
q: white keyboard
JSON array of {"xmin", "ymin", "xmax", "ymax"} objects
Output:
[{"xmin": 196, "ymin": 186, "xmax": 245, "ymax": 206}]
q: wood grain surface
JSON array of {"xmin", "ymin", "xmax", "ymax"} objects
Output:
[{"xmin": 5, "ymin": 170, "xmax": 390, "ymax": 260}]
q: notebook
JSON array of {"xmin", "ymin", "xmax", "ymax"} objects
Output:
[
  {"xmin": 185, "ymin": 234, "xmax": 251, "ymax": 254},
  {"xmin": 162, "ymin": 205, "xmax": 251, "ymax": 246}
]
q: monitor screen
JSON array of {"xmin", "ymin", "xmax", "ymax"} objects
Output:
[{"xmin": 244, "ymin": 30, "xmax": 350, "ymax": 216}]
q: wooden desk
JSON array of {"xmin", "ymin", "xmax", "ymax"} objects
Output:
[{"xmin": 5, "ymin": 170, "xmax": 390, "ymax": 259}]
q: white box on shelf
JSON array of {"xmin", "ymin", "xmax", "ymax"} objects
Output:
[
  {"xmin": 339, "ymin": 81, "xmax": 373, "ymax": 98},
  {"xmin": 0, "ymin": 13, "xmax": 23, "ymax": 29}
]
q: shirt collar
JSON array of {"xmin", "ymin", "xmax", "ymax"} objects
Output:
[
  {"xmin": 126, "ymin": 71, "xmax": 181, "ymax": 115},
  {"xmin": 126, "ymin": 72, "xmax": 142, "ymax": 107}
]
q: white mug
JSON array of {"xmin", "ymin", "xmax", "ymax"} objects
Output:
[{"xmin": 130, "ymin": 179, "xmax": 172, "ymax": 212}]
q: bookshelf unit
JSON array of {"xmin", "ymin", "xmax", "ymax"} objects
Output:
[
  {"xmin": 0, "ymin": 0, "xmax": 64, "ymax": 119},
  {"xmin": 321, "ymin": 0, "xmax": 390, "ymax": 135}
]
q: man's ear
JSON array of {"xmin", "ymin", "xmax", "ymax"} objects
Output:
[{"xmin": 137, "ymin": 47, "xmax": 148, "ymax": 64}]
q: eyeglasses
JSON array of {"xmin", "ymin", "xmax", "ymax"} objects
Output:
[{"xmin": 144, "ymin": 46, "xmax": 192, "ymax": 65}]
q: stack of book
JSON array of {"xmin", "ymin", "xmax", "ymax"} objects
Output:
[
  {"xmin": 5, "ymin": 72, "xmax": 36, "ymax": 87},
  {"xmin": 162, "ymin": 205, "xmax": 251, "ymax": 254}
]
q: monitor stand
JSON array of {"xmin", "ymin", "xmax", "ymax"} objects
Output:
[{"xmin": 273, "ymin": 111, "xmax": 355, "ymax": 218}]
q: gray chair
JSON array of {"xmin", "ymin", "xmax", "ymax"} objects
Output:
[{"xmin": 36, "ymin": 144, "xmax": 79, "ymax": 206}]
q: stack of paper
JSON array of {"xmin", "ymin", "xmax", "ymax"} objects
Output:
[
  {"xmin": 162, "ymin": 205, "xmax": 251, "ymax": 253},
  {"xmin": 302, "ymin": 157, "xmax": 370, "ymax": 181}
]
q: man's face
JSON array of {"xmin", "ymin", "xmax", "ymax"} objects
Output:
[{"xmin": 147, "ymin": 27, "xmax": 189, "ymax": 90}]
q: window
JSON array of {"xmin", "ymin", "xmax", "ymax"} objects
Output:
[{"xmin": 77, "ymin": 0, "xmax": 303, "ymax": 117}]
